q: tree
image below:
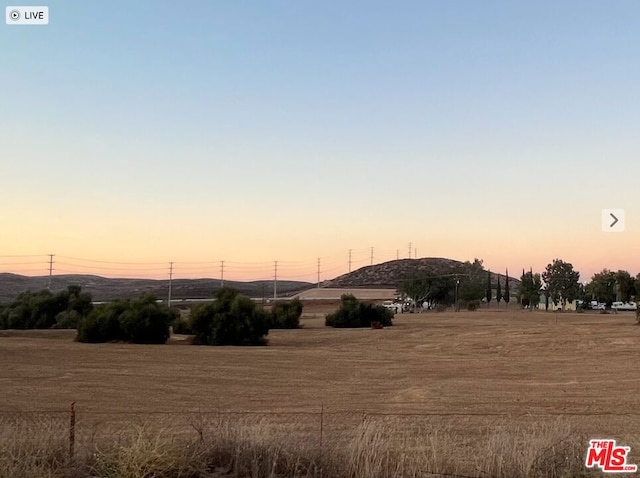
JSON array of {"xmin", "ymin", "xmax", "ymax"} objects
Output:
[
  {"xmin": 119, "ymin": 294, "xmax": 175, "ymax": 344},
  {"xmin": 76, "ymin": 294, "xmax": 175, "ymax": 344},
  {"xmin": 400, "ymin": 275, "xmax": 455, "ymax": 307},
  {"xmin": 496, "ymin": 277, "xmax": 502, "ymax": 304},
  {"xmin": 400, "ymin": 277, "xmax": 431, "ymax": 308},
  {"xmin": 542, "ymin": 259, "xmax": 580, "ymax": 308},
  {"xmin": 585, "ymin": 269, "xmax": 617, "ymax": 307},
  {"xmin": 455, "ymin": 259, "xmax": 485, "ymax": 310},
  {"xmin": 0, "ymin": 286, "xmax": 93, "ymax": 330},
  {"xmin": 190, "ymin": 287, "xmax": 269, "ymax": 345},
  {"xmin": 270, "ymin": 298, "xmax": 303, "ymax": 329},
  {"xmin": 486, "ymin": 270, "xmax": 492, "ymax": 305},
  {"xmin": 615, "ymin": 270, "xmax": 636, "ymax": 302},
  {"xmin": 519, "ymin": 268, "xmax": 542, "ymax": 310},
  {"xmin": 325, "ymin": 294, "xmax": 393, "ymax": 328},
  {"xmin": 519, "ymin": 269, "xmax": 527, "ymax": 307},
  {"xmin": 504, "ymin": 269, "xmax": 510, "ymax": 305}
]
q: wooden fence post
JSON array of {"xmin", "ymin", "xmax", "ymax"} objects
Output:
[
  {"xmin": 69, "ymin": 402, "xmax": 76, "ymax": 462},
  {"xmin": 319, "ymin": 403, "xmax": 324, "ymax": 478}
]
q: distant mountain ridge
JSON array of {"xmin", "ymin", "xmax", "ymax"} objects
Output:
[
  {"xmin": 0, "ymin": 258, "xmax": 520, "ymax": 303},
  {"xmin": 0, "ymin": 273, "xmax": 312, "ymax": 303}
]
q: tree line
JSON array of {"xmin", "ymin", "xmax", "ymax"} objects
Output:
[
  {"xmin": 0, "ymin": 285, "xmax": 301, "ymax": 344},
  {"xmin": 399, "ymin": 258, "xmax": 640, "ymax": 311}
]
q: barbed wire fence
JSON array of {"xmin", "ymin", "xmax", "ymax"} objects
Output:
[{"xmin": 4, "ymin": 403, "xmax": 640, "ymax": 467}]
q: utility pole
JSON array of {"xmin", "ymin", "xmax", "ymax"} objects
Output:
[
  {"xmin": 168, "ymin": 262, "xmax": 174, "ymax": 307},
  {"xmin": 317, "ymin": 258, "xmax": 321, "ymax": 288},
  {"xmin": 220, "ymin": 260, "xmax": 225, "ymax": 288},
  {"xmin": 273, "ymin": 261, "xmax": 278, "ymax": 300},
  {"xmin": 408, "ymin": 242, "xmax": 412, "ymax": 259},
  {"xmin": 415, "ymin": 248, "xmax": 417, "ymax": 259},
  {"xmin": 47, "ymin": 254, "xmax": 54, "ymax": 290},
  {"xmin": 396, "ymin": 249, "xmax": 399, "ymax": 260},
  {"xmin": 370, "ymin": 246, "xmax": 374, "ymax": 265},
  {"xmin": 348, "ymin": 249, "xmax": 352, "ymax": 273}
]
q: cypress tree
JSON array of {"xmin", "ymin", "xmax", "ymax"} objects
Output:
[
  {"xmin": 504, "ymin": 268, "xmax": 511, "ymax": 305},
  {"xmin": 496, "ymin": 277, "xmax": 502, "ymax": 304},
  {"xmin": 486, "ymin": 270, "xmax": 492, "ymax": 305}
]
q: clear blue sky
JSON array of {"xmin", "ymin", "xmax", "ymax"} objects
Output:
[{"xmin": 2, "ymin": 1, "xmax": 639, "ymax": 280}]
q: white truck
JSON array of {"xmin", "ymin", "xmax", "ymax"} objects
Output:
[{"xmin": 612, "ymin": 301, "xmax": 637, "ymax": 311}]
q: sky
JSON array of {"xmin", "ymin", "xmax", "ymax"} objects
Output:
[{"xmin": 1, "ymin": 0, "xmax": 639, "ymax": 282}]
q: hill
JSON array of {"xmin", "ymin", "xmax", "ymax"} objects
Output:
[
  {"xmin": 323, "ymin": 258, "xmax": 520, "ymax": 289},
  {"xmin": 0, "ymin": 273, "xmax": 312, "ymax": 303}
]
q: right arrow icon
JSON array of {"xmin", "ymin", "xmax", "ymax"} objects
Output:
[
  {"xmin": 602, "ymin": 209, "xmax": 625, "ymax": 232},
  {"xmin": 610, "ymin": 213, "xmax": 618, "ymax": 228}
]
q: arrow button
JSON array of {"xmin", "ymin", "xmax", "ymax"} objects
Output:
[
  {"xmin": 602, "ymin": 209, "xmax": 625, "ymax": 233},
  {"xmin": 610, "ymin": 213, "xmax": 618, "ymax": 228}
]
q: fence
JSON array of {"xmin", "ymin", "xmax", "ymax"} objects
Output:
[{"xmin": 4, "ymin": 403, "xmax": 640, "ymax": 466}]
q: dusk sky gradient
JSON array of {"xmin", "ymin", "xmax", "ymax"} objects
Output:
[{"xmin": 2, "ymin": 1, "xmax": 639, "ymax": 282}]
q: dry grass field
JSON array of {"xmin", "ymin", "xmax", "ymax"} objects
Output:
[{"xmin": 1, "ymin": 305, "xmax": 639, "ymax": 477}]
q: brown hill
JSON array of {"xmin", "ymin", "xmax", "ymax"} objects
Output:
[{"xmin": 323, "ymin": 258, "xmax": 520, "ymax": 289}]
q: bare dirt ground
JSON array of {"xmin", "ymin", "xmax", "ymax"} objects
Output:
[{"xmin": 1, "ymin": 308, "xmax": 639, "ymax": 450}]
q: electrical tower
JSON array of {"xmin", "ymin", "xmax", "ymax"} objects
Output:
[
  {"xmin": 167, "ymin": 262, "xmax": 174, "ymax": 306},
  {"xmin": 47, "ymin": 254, "xmax": 54, "ymax": 290},
  {"xmin": 273, "ymin": 261, "xmax": 278, "ymax": 299}
]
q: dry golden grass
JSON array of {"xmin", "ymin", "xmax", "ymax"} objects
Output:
[{"xmin": 1, "ymin": 307, "xmax": 639, "ymax": 476}]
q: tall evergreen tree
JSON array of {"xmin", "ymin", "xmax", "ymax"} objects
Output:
[
  {"xmin": 496, "ymin": 276, "xmax": 502, "ymax": 304},
  {"xmin": 529, "ymin": 266, "xmax": 538, "ymax": 310},
  {"xmin": 504, "ymin": 269, "xmax": 510, "ymax": 305},
  {"xmin": 486, "ymin": 270, "xmax": 492, "ymax": 305},
  {"xmin": 520, "ymin": 268, "xmax": 527, "ymax": 307}
]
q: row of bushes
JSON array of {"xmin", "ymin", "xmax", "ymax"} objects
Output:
[
  {"xmin": 80, "ymin": 290, "xmax": 390, "ymax": 345},
  {"xmin": 172, "ymin": 292, "xmax": 305, "ymax": 341},
  {"xmin": 0, "ymin": 286, "xmax": 93, "ymax": 329},
  {"xmin": 1, "ymin": 286, "xmax": 394, "ymax": 345}
]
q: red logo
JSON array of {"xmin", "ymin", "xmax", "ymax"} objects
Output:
[{"xmin": 586, "ymin": 439, "xmax": 637, "ymax": 473}]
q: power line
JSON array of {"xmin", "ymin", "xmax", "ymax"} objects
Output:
[
  {"xmin": 0, "ymin": 254, "xmax": 48, "ymax": 258},
  {"xmin": 56, "ymin": 255, "xmax": 166, "ymax": 265}
]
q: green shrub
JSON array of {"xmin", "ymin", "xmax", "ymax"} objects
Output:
[
  {"xmin": 77, "ymin": 300, "xmax": 126, "ymax": 343},
  {"xmin": 190, "ymin": 287, "xmax": 270, "ymax": 345},
  {"xmin": 0, "ymin": 286, "xmax": 93, "ymax": 330},
  {"xmin": 325, "ymin": 294, "xmax": 393, "ymax": 328},
  {"xmin": 270, "ymin": 298, "xmax": 303, "ymax": 329},
  {"xmin": 119, "ymin": 295, "xmax": 176, "ymax": 344},
  {"xmin": 171, "ymin": 314, "xmax": 193, "ymax": 334},
  {"xmin": 76, "ymin": 295, "xmax": 175, "ymax": 344},
  {"xmin": 435, "ymin": 304, "xmax": 448, "ymax": 312},
  {"xmin": 53, "ymin": 310, "xmax": 81, "ymax": 329}
]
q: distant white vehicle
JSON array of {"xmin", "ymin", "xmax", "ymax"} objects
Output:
[
  {"xmin": 612, "ymin": 301, "xmax": 637, "ymax": 311},
  {"xmin": 382, "ymin": 301, "xmax": 402, "ymax": 314}
]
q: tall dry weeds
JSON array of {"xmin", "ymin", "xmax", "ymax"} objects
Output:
[{"xmin": 0, "ymin": 414, "xmax": 598, "ymax": 478}]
